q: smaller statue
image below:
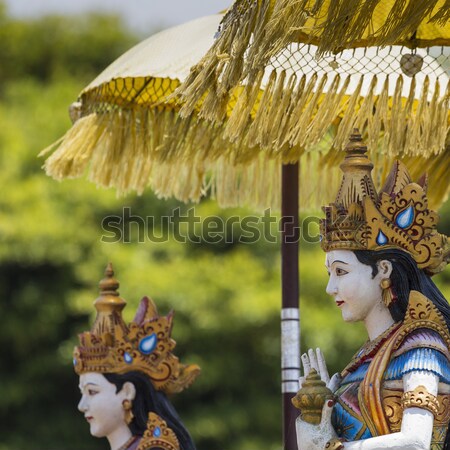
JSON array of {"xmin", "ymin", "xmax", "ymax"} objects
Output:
[
  {"xmin": 73, "ymin": 264, "xmax": 200, "ymax": 450},
  {"xmin": 294, "ymin": 131, "xmax": 450, "ymax": 450}
]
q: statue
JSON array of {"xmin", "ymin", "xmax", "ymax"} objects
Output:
[
  {"xmin": 73, "ymin": 264, "xmax": 200, "ymax": 450},
  {"xmin": 294, "ymin": 131, "xmax": 450, "ymax": 450}
]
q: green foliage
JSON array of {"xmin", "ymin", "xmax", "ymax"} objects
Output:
[
  {"xmin": 0, "ymin": 5, "xmax": 449, "ymax": 450},
  {"xmin": 0, "ymin": 2, "xmax": 136, "ymax": 90},
  {"xmin": 0, "ymin": 9, "xmax": 282, "ymax": 449}
]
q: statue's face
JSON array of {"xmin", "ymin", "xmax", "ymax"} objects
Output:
[
  {"xmin": 78, "ymin": 373, "xmax": 127, "ymax": 438},
  {"xmin": 325, "ymin": 250, "xmax": 389, "ymax": 323}
]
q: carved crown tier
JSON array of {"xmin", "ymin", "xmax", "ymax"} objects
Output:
[
  {"xmin": 73, "ymin": 264, "xmax": 200, "ymax": 394},
  {"xmin": 320, "ymin": 130, "xmax": 450, "ymax": 275}
]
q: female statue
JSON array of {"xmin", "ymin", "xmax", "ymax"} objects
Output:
[
  {"xmin": 74, "ymin": 264, "xmax": 200, "ymax": 450},
  {"xmin": 295, "ymin": 132, "xmax": 450, "ymax": 450}
]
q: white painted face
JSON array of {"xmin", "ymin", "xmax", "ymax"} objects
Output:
[
  {"xmin": 78, "ymin": 373, "xmax": 134, "ymax": 439},
  {"xmin": 325, "ymin": 250, "xmax": 392, "ymax": 323}
]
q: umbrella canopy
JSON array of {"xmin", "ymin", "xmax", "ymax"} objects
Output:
[
  {"xmin": 174, "ymin": 0, "xmax": 450, "ymax": 207},
  {"xmin": 42, "ymin": 11, "xmax": 449, "ymax": 210}
]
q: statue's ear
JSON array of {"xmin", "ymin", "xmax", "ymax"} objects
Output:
[
  {"xmin": 377, "ymin": 259, "xmax": 393, "ymax": 278},
  {"xmin": 122, "ymin": 381, "xmax": 136, "ymax": 401}
]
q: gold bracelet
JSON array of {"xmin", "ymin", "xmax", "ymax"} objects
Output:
[
  {"xmin": 401, "ymin": 385, "xmax": 440, "ymax": 417},
  {"xmin": 325, "ymin": 438, "xmax": 345, "ymax": 450}
]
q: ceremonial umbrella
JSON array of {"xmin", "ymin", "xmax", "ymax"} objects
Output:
[
  {"xmin": 42, "ymin": 11, "xmax": 450, "ymax": 210},
  {"xmin": 176, "ymin": 0, "xmax": 449, "ymax": 165},
  {"xmin": 42, "ymin": 5, "xmax": 449, "ymax": 449},
  {"xmin": 172, "ymin": 1, "xmax": 449, "ymax": 448}
]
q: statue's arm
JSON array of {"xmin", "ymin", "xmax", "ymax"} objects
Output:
[
  {"xmin": 297, "ymin": 349, "xmax": 440, "ymax": 450},
  {"xmin": 343, "ymin": 371, "xmax": 438, "ymax": 450}
]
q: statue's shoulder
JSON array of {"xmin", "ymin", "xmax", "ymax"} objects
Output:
[{"xmin": 393, "ymin": 291, "xmax": 450, "ymax": 354}]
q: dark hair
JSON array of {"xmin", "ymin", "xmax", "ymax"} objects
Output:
[
  {"xmin": 103, "ymin": 371, "xmax": 196, "ymax": 450},
  {"xmin": 354, "ymin": 249, "xmax": 450, "ymax": 449},
  {"xmin": 353, "ymin": 249, "xmax": 450, "ymax": 328}
]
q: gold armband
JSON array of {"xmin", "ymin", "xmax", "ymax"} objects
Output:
[
  {"xmin": 401, "ymin": 385, "xmax": 440, "ymax": 417},
  {"xmin": 325, "ymin": 438, "xmax": 345, "ymax": 450}
]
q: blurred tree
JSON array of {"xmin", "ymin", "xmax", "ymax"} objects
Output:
[
  {"xmin": 0, "ymin": 4, "xmax": 448, "ymax": 450},
  {"xmin": 0, "ymin": 9, "xmax": 283, "ymax": 449},
  {"xmin": 0, "ymin": 1, "xmax": 136, "ymax": 90}
]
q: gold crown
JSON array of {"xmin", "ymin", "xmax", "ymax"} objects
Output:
[
  {"xmin": 320, "ymin": 130, "xmax": 450, "ymax": 276},
  {"xmin": 73, "ymin": 264, "xmax": 200, "ymax": 394},
  {"xmin": 137, "ymin": 413, "xmax": 180, "ymax": 450}
]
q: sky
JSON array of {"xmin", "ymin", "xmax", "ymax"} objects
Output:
[{"xmin": 3, "ymin": 0, "xmax": 231, "ymax": 34}]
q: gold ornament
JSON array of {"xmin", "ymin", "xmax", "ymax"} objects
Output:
[
  {"xmin": 402, "ymin": 385, "xmax": 440, "ymax": 417},
  {"xmin": 137, "ymin": 412, "xmax": 180, "ymax": 450},
  {"xmin": 380, "ymin": 278, "xmax": 396, "ymax": 308},
  {"xmin": 396, "ymin": 291, "xmax": 450, "ymax": 351},
  {"xmin": 122, "ymin": 399, "xmax": 134, "ymax": 425},
  {"xmin": 400, "ymin": 54, "xmax": 424, "ymax": 77},
  {"xmin": 73, "ymin": 264, "xmax": 201, "ymax": 395},
  {"xmin": 291, "ymin": 369, "xmax": 334, "ymax": 425},
  {"xmin": 382, "ymin": 388, "xmax": 450, "ymax": 433},
  {"xmin": 320, "ymin": 130, "xmax": 450, "ymax": 276}
]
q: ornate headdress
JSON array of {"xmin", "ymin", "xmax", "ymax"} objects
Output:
[
  {"xmin": 320, "ymin": 130, "xmax": 450, "ymax": 276},
  {"xmin": 73, "ymin": 264, "xmax": 200, "ymax": 394}
]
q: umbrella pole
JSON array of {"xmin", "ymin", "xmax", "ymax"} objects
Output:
[{"xmin": 281, "ymin": 163, "xmax": 300, "ymax": 450}]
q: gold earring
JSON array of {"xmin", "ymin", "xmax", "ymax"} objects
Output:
[
  {"xmin": 122, "ymin": 399, "xmax": 134, "ymax": 425},
  {"xmin": 380, "ymin": 278, "xmax": 396, "ymax": 307}
]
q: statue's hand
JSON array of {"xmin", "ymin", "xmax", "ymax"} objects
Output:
[
  {"xmin": 299, "ymin": 348, "xmax": 341, "ymax": 392},
  {"xmin": 296, "ymin": 399, "xmax": 337, "ymax": 450}
]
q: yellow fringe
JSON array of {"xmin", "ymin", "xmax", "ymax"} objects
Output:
[
  {"xmin": 258, "ymin": 69, "xmax": 287, "ymax": 149},
  {"xmin": 224, "ymin": 69, "xmax": 265, "ymax": 142},
  {"xmin": 369, "ymin": 76, "xmax": 390, "ymax": 154},
  {"xmin": 353, "ymin": 75, "xmax": 378, "ymax": 142},
  {"xmin": 218, "ymin": 2, "xmax": 260, "ymax": 98},
  {"xmin": 176, "ymin": 0, "xmax": 449, "ymax": 121},
  {"xmin": 431, "ymin": 1, "xmax": 450, "ymax": 26},
  {"xmin": 43, "ymin": 114, "xmax": 108, "ymax": 179},
  {"xmin": 248, "ymin": 0, "xmax": 310, "ymax": 75},
  {"xmin": 279, "ymin": 74, "xmax": 307, "ymax": 147},
  {"xmin": 246, "ymin": 70, "xmax": 278, "ymax": 145},
  {"xmin": 290, "ymin": 73, "xmax": 331, "ymax": 148},
  {"xmin": 306, "ymin": 75, "xmax": 348, "ymax": 147},
  {"xmin": 43, "ymin": 71, "xmax": 450, "ymax": 211},
  {"xmin": 375, "ymin": 0, "xmax": 442, "ymax": 47},
  {"xmin": 326, "ymin": 75, "xmax": 361, "ymax": 150},
  {"xmin": 384, "ymin": 75, "xmax": 404, "ymax": 156},
  {"xmin": 285, "ymin": 73, "xmax": 321, "ymax": 147},
  {"xmin": 270, "ymin": 72, "xmax": 298, "ymax": 151},
  {"xmin": 177, "ymin": 0, "xmax": 261, "ymax": 121},
  {"xmin": 404, "ymin": 76, "xmax": 430, "ymax": 157},
  {"xmin": 213, "ymin": 66, "xmax": 447, "ymax": 164}
]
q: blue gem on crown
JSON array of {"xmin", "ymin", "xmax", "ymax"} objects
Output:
[
  {"xmin": 124, "ymin": 352, "xmax": 133, "ymax": 364},
  {"xmin": 395, "ymin": 204, "xmax": 414, "ymax": 229},
  {"xmin": 139, "ymin": 333, "xmax": 157, "ymax": 355},
  {"xmin": 376, "ymin": 230, "xmax": 388, "ymax": 246}
]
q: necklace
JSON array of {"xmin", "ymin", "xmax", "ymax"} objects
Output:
[
  {"xmin": 342, "ymin": 321, "xmax": 401, "ymax": 375},
  {"xmin": 117, "ymin": 435, "xmax": 138, "ymax": 450}
]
